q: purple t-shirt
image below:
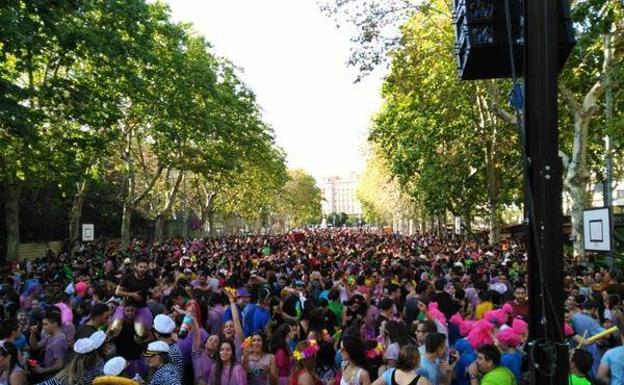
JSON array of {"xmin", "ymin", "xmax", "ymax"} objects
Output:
[
  {"xmin": 207, "ymin": 308, "xmax": 224, "ymax": 336},
  {"xmin": 43, "ymin": 333, "xmax": 68, "ymax": 368},
  {"xmin": 177, "ymin": 328, "xmax": 208, "ymax": 363},
  {"xmin": 192, "ymin": 345, "xmax": 214, "ymax": 384}
]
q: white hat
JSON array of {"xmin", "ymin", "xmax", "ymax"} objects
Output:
[
  {"xmin": 153, "ymin": 314, "xmax": 176, "ymax": 334},
  {"xmin": 90, "ymin": 330, "xmax": 106, "ymax": 350},
  {"xmin": 74, "ymin": 337, "xmax": 96, "ymax": 354},
  {"xmin": 145, "ymin": 341, "xmax": 170, "ymax": 356},
  {"xmin": 103, "ymin": 356, "xmax": 127, "ymax": 376}
]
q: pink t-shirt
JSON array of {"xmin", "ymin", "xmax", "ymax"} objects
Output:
[{"xmin": 275, "ymin": 348, "xmax": 291, "ymax": 377}]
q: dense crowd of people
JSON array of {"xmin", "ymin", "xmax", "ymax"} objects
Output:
[{"xmin": 0, "ymin": 229, "xmax": 622, "ymax": 385}]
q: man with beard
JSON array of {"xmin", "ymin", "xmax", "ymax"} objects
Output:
[
  {"xmin": 505, "ymin": 286, "xmax": 528, "ymax": 320},
  {"xmin": 113, "ymin": 258, "xmax": 158, "ymax": 337}
]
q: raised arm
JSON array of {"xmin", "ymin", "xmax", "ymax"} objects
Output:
[{"xmin": 226, "ymin": 289, "xmax": 244, "ymax": 339}]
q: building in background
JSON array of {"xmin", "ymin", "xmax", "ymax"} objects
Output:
[{"xmin": 320, "ymin": 172, "xmax": 363, "ymax": 216}]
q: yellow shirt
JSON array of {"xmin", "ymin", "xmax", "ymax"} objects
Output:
[{"xmin": 475, "ymin": 301, "xmax": 494, "ymax": 320}]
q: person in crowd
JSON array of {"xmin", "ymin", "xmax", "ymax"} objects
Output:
[
  {"xmin": 505, "ymin": 286, "xmax": 528, "ymax": 321},
  {"xmin": 191, "ymin": 313, "xmax": 218, "ymax": 385},
  {"xmin": 38, "ymin": 332, "xmax": 105, "ymax": 385},
  {"xmin": 338, "ymin": 335, "xmax": 371, "ymax": 385},
  {"xmin": 597, "ymin": 329, "xmax": 624, "ymax": 385},
  {"xmin": 152, "ymin": 314, "xmax": 183, "ymax": 380},
  {"xmin": 243, "ymin": 332, "xmax": 277, "ymax": 385},
  {"xmin": 372, "ymin": 344, "xmax": 431, "ymax": 385},
  {"xmin": 414, "ymin": 321, "xmax": 437, "ymax": 359},
  {"xmin": 0, "ymin": 340, "xmax": 27, "ymax": 385},
  {"xmin": 467, "ymin": 345, "xmax": 516, "ymax": 385},
  {"xmin": 270, "ymin": 324, "xmax": 293, "ymax": 385},
  {"xmin": 289, "ymin": 340, "xmax": 322, "ymax": 385},
  {"xmin": 144, "ymin": 341, "xmax": 181, "ymax": 385},
  {"xmin": 75, "ymin": 304, "xmax": 110, "ymax": 339},
  {"xmin": 29, "ymin": 310, "xmax": 67, "ymax": 380},
  {"xmin": 113, "ymin": 259, "xmax": 158, "ymax": 338},
  {"xmin": 109, "ymin": 300, "xmax": 150, "ymax": 378},
  {"xmin": 417, "ymin": 333, "xmax": 457, "ymax": 385},
  {"xmin": 209, "ymin": 339, "xmax": 247, "ymax": 385},
  {"xmin": 569, "ymin": 349, "xmax": 593, "ymax": 385}
]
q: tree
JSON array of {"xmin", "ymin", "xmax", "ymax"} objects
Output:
[
  {"xmin": 557, "ymin": 0, "xmax": 624, "ymax": 257},
  {"xmin": 357, "ymin": 146, "xmax": 415, "ymax": 229},
  {"xmin": 277, "ymin": 169, "xmax": 323, "ymax": 229},
  {"xmin": 0, "ymin": 0, "xmax": 154, "ymax": 259},
  {"xmin": 368, "ymin": 5, "xmax": 521, "ymax": 243}
]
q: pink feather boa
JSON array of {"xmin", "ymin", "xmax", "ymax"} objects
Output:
[{"xmin": 467, "ymin": 319, "xmax": 494, "ymax": 348}]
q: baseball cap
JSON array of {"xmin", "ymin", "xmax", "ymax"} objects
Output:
[{"xmin": 236, "ymin": 288, "xmax": 251, "ymax": 298}]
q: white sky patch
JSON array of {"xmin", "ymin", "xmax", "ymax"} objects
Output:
[{"xmin": 164, "ymin": 0, "xmax": 385, "ymax": 182}]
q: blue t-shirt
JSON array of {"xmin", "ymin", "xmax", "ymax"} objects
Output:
[
  {"xmin": 501, "ymin": 350, "xmax": 523, "ymax": 384},
  {"xmin": 417, "ymin": 355, "xmax": 443, "ymax": 385},
  {"xmin": 454, "ymin": 339, "xmax": 476, "ymax": 385},
  {"xmin": 600, "ymin": 345, "xmax": 624, "ymax": 385},
  {"xmin": 571, "ymin": 312, "xmax": 604, "ymax": 377}
]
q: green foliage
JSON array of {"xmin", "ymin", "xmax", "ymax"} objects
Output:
[
  {"xmin": 369, "ymin": 3, "xmax": 521, "ymax": 223},
  {"xmin": 326, "ymin": 212, "xmax": 349, "ymax": 227},
  {"xmin": 279, "ymin": 169, "xmax": 323, "ymax": 228},
  {"xmin": 1, "ymin": 0, "xmax": 293, "ymax": 246}
]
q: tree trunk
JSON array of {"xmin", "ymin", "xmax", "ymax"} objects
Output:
[
  {"xmin": 561, "ymin": 82, "xmax": 605, "ymax": 258},
  {"xmin": 208, "ymin": 210, "xmax": 215, "ymax": 238},
  {"xmin": 69, "ymin": 179, "xmax": 88, "ymax": 254},
  {"xmin": 5, "ymin": 176, "xmax": 20, "ymax": 261},
  {"xmin": 154, "ymin": 214, "xmax": 165, "ymax": 243},
  {"xmin": 121, "ymin": 200, "xmax": 132, "ymax": 247}
]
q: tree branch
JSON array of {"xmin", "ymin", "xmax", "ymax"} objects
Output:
[
  {"xmin": 487, "ymin": 83, "xmax": 516, "ymax": 125},
  {"xmin": 133, "ymin": 163, "xmax": 164, "ymax": 205},
  {"xmin": 559, "ymin": 83, "xmax": 582, "ymax": 112}
]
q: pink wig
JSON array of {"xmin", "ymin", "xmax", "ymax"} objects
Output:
[
  {"xmin": 460, "ymin": 320, "xmax": 476, "ymax": 337},
  {"xmin": 428, "ymin": 302, "xmax": 447, "ymax": 326},
  {"xmin": 449, "ymin": 313, "xmax": 464, "ymax": 326},
  {"xmin": 501, "ymin": 303, "xmax": 513, "ymax": 314},
  {"xmin": 496, "ymin": 328, "xmax": 522, "ymax": 347},
  {"xmin": 511, "ymin": 318, "xmax": 528, "ymax": 335},
  {"xmin": 450, "ymin": 313, "xmax": 474, "ymax": 336},
  {"xmin": 467, "ymin": 319, "xmax": 494, "ymax": 348},
  {"xmin": 484, "ymin": 309, "xmax": 507, "ymax": 326}
]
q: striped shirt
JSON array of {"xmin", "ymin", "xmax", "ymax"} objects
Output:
[
  {"xmin": 150, "ymin": 363, "xmax": 182, "ymax": 385},
  {"xmin": 37, "ymin": 364, "xmax": 103, "ymax": 385},
  {"xmin": 168, "ymin": 342, "xmax": 184, "ymax": 380}
]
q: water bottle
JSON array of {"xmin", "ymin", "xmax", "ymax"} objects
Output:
[{"xmin": 178, "ymin": 313, "xmax": 193, "ymax": 338}]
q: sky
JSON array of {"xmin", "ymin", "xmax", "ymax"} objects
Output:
[{"xmin": 164, "ymin": 0, "xmax": 385, "ymax": 182}]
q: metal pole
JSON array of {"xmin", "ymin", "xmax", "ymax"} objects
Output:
[{"xmin": 524, "ymin": 1, "xmax": 569, "ymax": 384}]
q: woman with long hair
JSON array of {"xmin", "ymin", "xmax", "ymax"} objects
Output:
[
  {"xmin": 289, "ymin": 340, "xmax": 322, "ymax": 385},
  {"xmin": 382, "ymin": 321, "xmax": 415, "ymax": 371},
  {"xmin": 371, "ymin": 345, "xmax": 430, "ymax": 385},
  {"xmin": 269, "ymin": 324, "xmax": 294, "ymax": 385},
  {"xmin": 338, "ymin": 336, "xmax": 371, "ymax": 385},
  {"xmin": 221, "ymin": 290, "xmax": 244, "ymax": 361},
  {"xmin": 0, "ymin": 341, "xmax": 26, "ymax": 385},
  {"xmin": 243, "ymin": 333, "xmax": 277, "ymax": 385},
  {"xmin": 209, "ymin": 339, "xmax": 246, "ymax": 385},
  {"xmin": 192, "ymin": 314, "xmax": 220, "ymax": 385}
]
